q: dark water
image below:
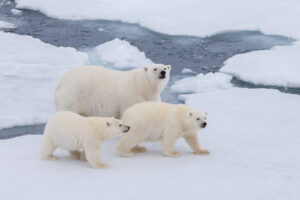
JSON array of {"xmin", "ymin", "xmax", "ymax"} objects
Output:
[
  {"xmin": 0, "ymin": 0, "xmax": 295, "ymax": 139},
  {"xmin": 0, "ymin": 0, "xmax": 293, "ymax": 75},
  {"xmin": 231, "ymin": 78, "xmax": 300, "ymax": 95}
]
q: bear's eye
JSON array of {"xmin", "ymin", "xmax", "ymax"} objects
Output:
[
  {"xmin": 164, "ymin": 68, "xmax": 166, "ymax": 70},
  {"xmin": 197, "ymin": 118, "xmax": 200, "ymax": 120},
  {"xmin": 119, "ymin": 124, "xmax": 122, "ymax": 127},
  {"xmin": 154, "ymin": 68, "xmax": 157, "ymax": 71}
]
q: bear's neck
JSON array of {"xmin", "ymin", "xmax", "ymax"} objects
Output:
[
  {"xmin": 134, "ymin": 70, "xmax": 162, "ymax": 99},
  {"xmin": 89, "ymin": 118, "xmax": 108, "ymax": 140},
  {"xmin": 178, "ymin": 105, "xmax": 192, "ymax": 133}
]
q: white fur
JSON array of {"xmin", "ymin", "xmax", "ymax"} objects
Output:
[
  {"xmin": 41, "ymin": 111, "xmax": 130, "ymax": 168},
  {"xmin": 55, "ymin": 64, "xmax": 171, "ymax": 118},
  {"xmin": 118, "ymin": 102, "xmax": 209, "ymax": 157}
]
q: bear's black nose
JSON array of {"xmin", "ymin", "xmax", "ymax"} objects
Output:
[
  {"xmin": 160, "ymin": 70, "xmax": 166, "ymax": 76},
  {"xmin": 123, "ymin": 126, "xmax": 130, "ymax": 133},
  {"xmin": 202, "ymin": 122, "xmax": 207, "ymax": 128}
]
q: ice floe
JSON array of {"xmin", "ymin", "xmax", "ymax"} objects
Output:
[
  {"xmin": 93, "ymin": 38, "xmax": 153, "ymax": 69},
  {"xmin": 0, "ymin": 31, "xmax": 88, "ymax": 129}
]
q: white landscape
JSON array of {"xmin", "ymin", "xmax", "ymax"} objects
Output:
[{"xmin": 1, "ymin": 0, "xmax": 300, "ymax": 199}]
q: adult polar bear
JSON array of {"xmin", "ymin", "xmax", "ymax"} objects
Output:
[{"xmin": 55, "ymin": 64, "xmax": 171, "ymax": 118}]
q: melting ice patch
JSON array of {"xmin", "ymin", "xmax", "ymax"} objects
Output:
[
  {"xmin": 92, "ymin": 38, "xmax": 153, "ymax": 69},
  {"xmin": 221, "ymin": 42, "xmax": 300, "ymax": 88},
  {"xmin": 0, "ymin": 31, "xmax": 88, "ymax": 129},
  {"xmin": 171, "ymin": 72, "xmax": 233, "ymax": 94}
]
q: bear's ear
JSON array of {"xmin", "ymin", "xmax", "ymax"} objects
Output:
[
  {"xmin": 106, "ymin": 122, "xmax": 111, "ymax": 127},
  {"xmin": 189, "ymin": 112, "xmax": 193, "ymax": 117},
  {"xmin": 144, "ymin": 67, "xmax": 148, "ymax": 71},
  {"xmin": 204, "ymin": 112, "xmax": 208, "ymax": 117},
  {"xmin": 167, "ymin": 65, "xmax": 171, "ymax": 70}
]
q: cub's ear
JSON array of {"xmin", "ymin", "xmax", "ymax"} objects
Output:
[
  {"xmin": 204, "ymin": 112, "xmax": 208, "ymax": 117},
  {"xmin": 167, "ymin": 65, "xmax": 171, "ymax": 70},
  {"xmin": 189, "ymin": 112, "xmax": 193, "ymax": 117},
  {"xmin": 144, "ymin": 67, "xmax": 148, "ymax": 71},
  {"xmin": 106, "ymin": 122, "xmax": 111, "ymax": 127}
]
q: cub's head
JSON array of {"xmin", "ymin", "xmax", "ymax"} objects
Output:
[
  {"xmin": 105, "ymin": 118, "xmax": 130, "ymax": 138},
  {"xmin": 144, "ymin": 64, "xmax": 171, "ymax": 86},
  {"xmin": 184, "ymin": 109, "xmax": 208, "ymax": 132}
]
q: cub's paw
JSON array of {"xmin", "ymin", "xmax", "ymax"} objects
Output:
[
  {"xmin": 119, "ymin": 151, "xmax": 134, "ymax": 157},
  {"xmin": 194, "ymin": 149, "xmax": 210, "ymax": 155},
  {"xmin": 42, "ymin": 155, "xmax": 60, "ymax": 161},
  {"xmin": 92, "ymin": 163, "xmax": 110, "ymax": 169},
  {"xmin": 165, "ymin": 151, "xmax": 181, "ymax": 158},
  {"xmin": 131, "ymin": 146, "xmax": 147, "ymax": 153}
]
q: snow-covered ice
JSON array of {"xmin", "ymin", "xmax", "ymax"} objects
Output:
[
  {"xmin": 15, "ymin": 0, "xmax": 300, "ymax": 38},
  {"xmin": 221, "ymin": 41, "xmax": 300, "ymax": 88},
  {"xmin": 0, "ymin": 31, "xmax": 88, "ymax": 129},
  {"xmin": 0, "ymin": 20, "xmax": 16, "ymax": 29},
  {"xmin": 1, "ymin": 87, "xmax": 300, "ymax": 200},
  {"xmin": 171, "ymin": 72, "xmax": 233, "ymax": 93},
  {"xmin": 92, "ymin": 38, "xmax": 153, "ymax": 69}
]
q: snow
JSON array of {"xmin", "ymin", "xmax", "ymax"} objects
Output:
[
  {"xmin": 220, "ymin": 41, "xmax": 300, "ymax": 88},
  {"xmin": 14, "ymin": 0, "xmax": 300, "ymax": 39},
  {"xmin": 171, "ymin": 72, "xmax": 233, "ymax": 93},
  {"xmin": 92, "ymin": 38, "xmax": 153, "ymax": 69},
  {"xmin": 1, "ymin": 87, "xmax": 300, "ymax": 200},
  {"xmin": 0, "ymin": 20, "xmax": 16, "ymax": 29},
  {"xmin": 11, "ymin": 8, "xmax": 23, "ymax": 15},
  {"xmin": 0, "ymin": 31, "xmax": 88, "ymax": 129}
]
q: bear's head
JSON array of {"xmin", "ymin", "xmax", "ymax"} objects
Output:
[
  {"xmin": 184, "ymin": 109, "xmax": 208, "ymax": 132},
  {"xmin": 105, "ymin": 117, "xmax": 130, "ymax": 138},
  {"xmin": 144, "ymin": 64, "xmax": 171, "ymax": 87}
]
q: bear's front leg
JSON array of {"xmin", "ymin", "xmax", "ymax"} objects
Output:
[
  {"xmin": 162, "ymin": 136, "xmax": 181, "ymax": 157},
  {"xmin": 84, "ymin": 143, "xmax": 109, "ymax": 169},
  {"xmin": 184, "ymin": 133, "xmax": 210, "ymax": 155}
]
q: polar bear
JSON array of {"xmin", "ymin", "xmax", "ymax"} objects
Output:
[
  {"xmin": 55, "ymin": 64, "xmax": 171, "ymax": 118},
  {"xmin": 41, "ymin": 111, "xmax": 130, "ymax": 168},
  {"xmin": 118, "ymin": 102, "xmax": 209, "ymax": 157}
]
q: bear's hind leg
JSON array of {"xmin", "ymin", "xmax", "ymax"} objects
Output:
[
  {"xmin": 118, "ymin": 134, "xmax": 142, "ymax": 157},
  {"xmin": 41, "ymin": 137, "xmax": 59, "ymax": 160}
]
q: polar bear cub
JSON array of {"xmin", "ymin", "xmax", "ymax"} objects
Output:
[
  {"xmin": 118, "ymin": 102, "xmax": 209, "ymax": 157},
  {"xmin": 41, "ymin": 111, "xmax": 130, "ymax": 168},
  {"xmin": 55, "ymin": 64, "xmax": 171, "ymax": 118}
]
